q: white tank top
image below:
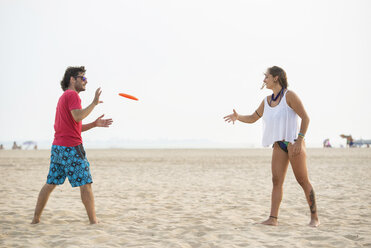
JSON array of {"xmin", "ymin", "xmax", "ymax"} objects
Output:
[{"xmin": 262, "ymin": 90, "xmax": 299, "ymax": 147}]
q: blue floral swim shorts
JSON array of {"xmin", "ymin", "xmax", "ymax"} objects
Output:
[{"xmin": 46, "ymin": 144, "xmax": 93, "ymax": 187}]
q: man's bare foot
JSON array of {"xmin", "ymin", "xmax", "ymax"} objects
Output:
[
  {"xmin": 261, "ymin": 216, "xmax": 278, "ymax": 226},
  {"xmin": 309, "ymin": 218, "xmax": 320, "ymax": 227},
  {"xmin": 31, "ymin": 218, "xmax": 40, "ymax": 224}
]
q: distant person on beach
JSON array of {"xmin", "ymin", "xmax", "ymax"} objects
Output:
[
  {"xmin": 340, "ymin": 134, "xmax": 354, "ymax": 147},
  {"xmin": 323, "ymin": 138, "xmax": 332, "ymax": 148},
  {"xmin": 12, "ymin": 141, "xmax": 21, "ymax": 150},
  {"xmin": 0, "ymin": 144, "xmax": 3, "ymax": 150},
  {"xmin": 31, "ymin": 66, "xmax": 113, "ymax": 224},
  {"xmin": 224, "ymin": 66, "xmax": 320, "ymax": 227}
]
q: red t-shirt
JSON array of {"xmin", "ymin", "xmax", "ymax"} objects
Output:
[{"xmin": 53, "ymin": 90, "xmax": 83, "ymax": 146}]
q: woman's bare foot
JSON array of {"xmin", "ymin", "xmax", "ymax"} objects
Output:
[
  {"xmin": 261, "ymin": 216, "xmax": 278, "ymax": 226},
  {"xmin": 90, "ymin": 219, "xmax": 99, "ymax": 224},
  {"xmin": 31, "ymin": 218, "xmax": 40, "ymax": 224},
  {"xmin": 309, "ymin": 218, "xmax": 320, "ymax": 227}
]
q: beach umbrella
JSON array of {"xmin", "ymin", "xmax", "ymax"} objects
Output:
[{"xmin": 22, "ymin": 141, "xmax": 37, "ymax": 149}]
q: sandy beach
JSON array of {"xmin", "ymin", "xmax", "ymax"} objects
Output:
[{"xmin": 0, "ymin": 148, "xmax": 370, "ymax": 247}]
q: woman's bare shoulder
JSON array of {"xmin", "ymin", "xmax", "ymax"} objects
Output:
[
  {"xmin": 286, "ymin": 89, "xmax": 296, "ymax": 95},
  {"xmin": 286, "ymin": 90, "xmax": 299, "ymax": 99}
]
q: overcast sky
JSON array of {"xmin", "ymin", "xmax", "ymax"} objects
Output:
[{"xmin": 0, "ymin": 0, "xmax": 370, "ymax": 148}]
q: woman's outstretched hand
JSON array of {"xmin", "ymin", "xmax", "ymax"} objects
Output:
[{"xmin": 224, "ymin": 109, "xmax": 239, "ymax": 124}]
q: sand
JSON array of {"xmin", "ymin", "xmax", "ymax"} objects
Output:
[{"xmin": 0, "ymin": 148, "xmax": 370, "ymax": 248}]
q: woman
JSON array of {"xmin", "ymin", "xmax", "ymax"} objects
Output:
[{"xmin": 224, "ymin": 66, "xmax": 320, "ymax": 227}]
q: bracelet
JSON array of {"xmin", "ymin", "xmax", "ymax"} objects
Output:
[{"xmin": 298, "ymin": 132, "xmax": 305, "ymax": 138}]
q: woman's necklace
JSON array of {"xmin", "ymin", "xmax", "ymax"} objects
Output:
[{"xmin": 270, "ymin": 88, "xmax": 285, "ymax": 106}]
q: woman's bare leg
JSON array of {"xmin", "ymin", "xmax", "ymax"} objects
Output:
[
  {"xmin": 261, "ymin": 143, "xmax": 289, "ymax": 225},
  {"xmin": 288, "ymin": 142, "xmax": 320, "ymax": 227}
]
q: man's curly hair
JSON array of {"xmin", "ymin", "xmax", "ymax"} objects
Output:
[{"xmin": 60, "ymin": 66, "xmax": 86, "ymax": 91}]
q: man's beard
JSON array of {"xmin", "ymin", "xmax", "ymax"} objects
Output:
[{"xmin": 76, "ymin": 84, "xmax": 86, "ymax": 93}]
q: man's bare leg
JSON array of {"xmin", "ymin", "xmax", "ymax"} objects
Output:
[
  {"xmin": 31, "ymin": 184, "xmax": 56, "ymax": 224},
  {"xmin": 80, "ymin": 183, "xmax": 98, "ymax": 224}
]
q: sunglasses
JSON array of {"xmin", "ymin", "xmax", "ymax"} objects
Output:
[{"xmin": 75, "ymin": 76, "xmax": 87, "ymax": 81}]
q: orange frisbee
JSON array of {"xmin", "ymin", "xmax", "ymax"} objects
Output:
[{"xmin": 119, "ymin": 93, "xmax": 138, "ymax": 101}]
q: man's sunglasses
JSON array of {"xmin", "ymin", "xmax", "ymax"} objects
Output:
[{"xmin": 75, "ymin": 76, "xmax": 87, "ymax": 81}]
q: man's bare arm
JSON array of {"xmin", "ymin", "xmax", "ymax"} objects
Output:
[{"xmin": 71, "ymin": 88, "xmax": 102, "ymax": 122}]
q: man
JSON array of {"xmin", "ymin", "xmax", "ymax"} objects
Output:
[{"xmin": 31, "ymin": 66, "xmax": 113, "ymax": 224}]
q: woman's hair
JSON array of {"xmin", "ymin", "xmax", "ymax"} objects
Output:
[
  {"xmin": 268, "ymin": 66, "xmax": 288, "ymax": 89},
  {"xmin": 60, "ymin": 66, "xmax": 86, "ymax": 91}
]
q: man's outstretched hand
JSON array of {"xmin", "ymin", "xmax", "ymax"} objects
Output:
[
  {"xmin": 94, "ymin": 114, "xmax": 113, "ymax": 128},
  {"xmin": 93, "ymin": 88, "xmax": 103, "ymax": 106}
]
